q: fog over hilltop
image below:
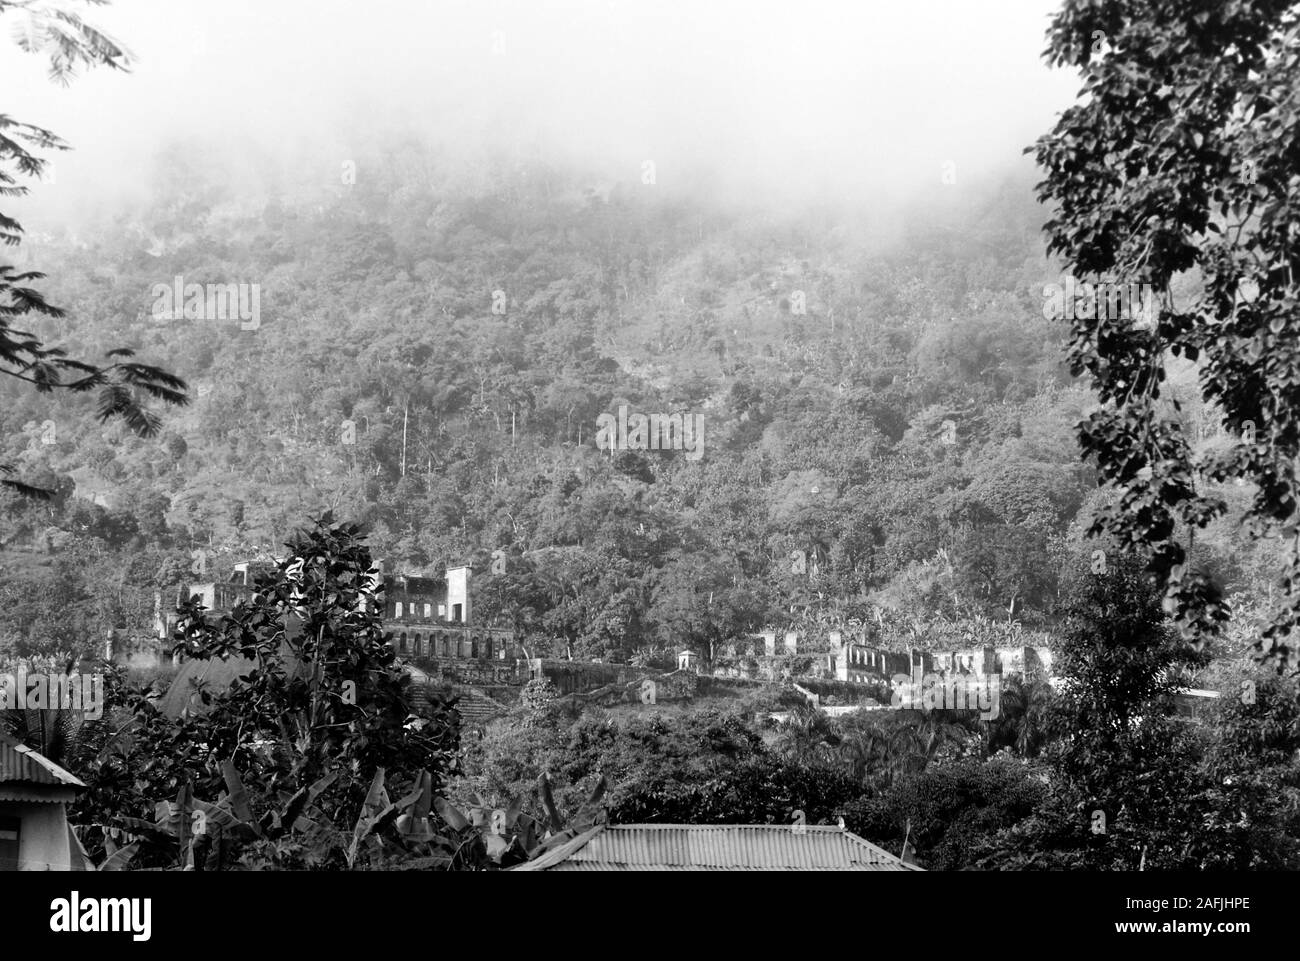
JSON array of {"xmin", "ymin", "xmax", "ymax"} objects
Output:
[{"xmin": 3, "ymin": 0, "xmax": 1078, "ymax": 223}]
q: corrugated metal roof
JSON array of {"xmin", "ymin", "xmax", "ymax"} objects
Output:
[
  {"xmin": 0, "ymin": 784, "xmax": 79, "ymax": 803},
  {"xmin": 0, "ymin": 733, "xmax": 86, "ymax": 789},
  {"xmin": 517, "ymin": 824, "xmax": 921, "ymax": 871}
]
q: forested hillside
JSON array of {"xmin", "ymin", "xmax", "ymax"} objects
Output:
[{"xmin": 0, "ymin": 144, "xmax": 1274, "ymax": 663}]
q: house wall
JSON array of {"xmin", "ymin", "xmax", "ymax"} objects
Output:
[
  {"xmin": 383, "ymin": 574, "xmax": 447, "ymax": 624},
  {"xmin": 0, "ymin": 801, "xmax": 71, "ymax": 871},
  {"xmin": 446, "ymin": 566, "xmax": 472, "ymax": 624},
  {"xmin": 107, "ymin": 630, "xmax": 167, "ymax": 670},
  {"xmin": 835, "ymin": 645, "xmax": 911, "ymax": 682},
  {"xmin": 399, "ymin": 627, "xmax": 518, "ymax": 661}
]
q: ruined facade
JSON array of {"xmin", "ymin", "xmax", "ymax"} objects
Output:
[
  {"xmin": 375, "ymin": 564, "xmax": 518, "ymax": 662},
  {"xmin": 156, "ymin": 559, "xmax": 519, "ymax": 665},
  {"xmin": 743, "ymin": 629, "xmax": 1052, "ymax": 685}
]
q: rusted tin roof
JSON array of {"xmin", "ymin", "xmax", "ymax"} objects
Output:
[
  {"xmin": 516, "ymin": 824, "xmax": 921, "ymax": 871},
  {"xmin": 0, "ymin": 733, "xmax": 86, "ymax": 789}
]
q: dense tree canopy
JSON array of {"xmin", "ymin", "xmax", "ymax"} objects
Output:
[
  {"xmin": 1034, "ymin": 0, "xmax": 1300, "ymax": 666},
  {"xmin": 1, "ymin": 0, "xmax": 184, "ymax": 498}
]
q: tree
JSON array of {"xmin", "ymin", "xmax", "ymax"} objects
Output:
[
  {"xmin": 169, "ymin": 517, "xmax": 459, "ymax": 782},
  {"xmin": 772, "ymin": 703, "xmax": 841, "ymax": 766},
  {"xmin": 647, "ymin": 552, "xmax": 766, "ymax": 666},
  {"xmin": 1048, "ymin": 550, "xmax": 1208, "ymax": 780},
  {"xmin": 965, "ymin": 549, "xmax": 1300, "ymax": 870},
  {"xmin": 0, "ymin": 652, "xmax": 86, "ymax": 763},
  {"xmin": 988, "ymin": 674, "xmax": 1054, "ymax": 758},
  {"xmin": 458, "ymin": 707, "xmax": 770, "ymax": 825},
  {"xmin": 73, "ymin": 517, "xmax": 464, "ymax": 869},
  {"xmin": 842, "ymin": 756, "xmax": 1048, "ymax": 871},
  {"xmin": 1, "ymin": 0, "xmax": 185, "ymax": 496},
  {"xmin": 608, "ymin": 752, "xmax": 861, "ymax": 828},
  {"xmin": 1193, "ymin": 669, "xmax": 1300, "ymax": 868},
  {"xmin": 1032, "ymin": 0, "xmax": 1300, "ymax": 665}
]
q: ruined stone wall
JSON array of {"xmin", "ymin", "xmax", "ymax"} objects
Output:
[
  {"xmin": 558, "ymin": 667, "xmax": 697, "ymax": 709},
  {"xmin": 642, "ymin": 668, "xmax": 697, "ymax": 702},
  {"xmin": 412, "ymin": 657, "xmax": 525, "ymax": 686},
  {"xmin": 107, "ymin": 632, "xmax": 167, "ymax": 671},
  {"xmin": 532, "ymin": 659, "xmax": 634, "ymax": 695},
  {"xmin": 793, "ymin": 676, "xmax": 891, "ymax": 706}
]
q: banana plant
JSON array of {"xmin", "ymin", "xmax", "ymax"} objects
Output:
[
  {"xmin": 70, "ymin": 828, "xmax": 139, "ymax": 871},
  {"xmin": 538, "ymin": 770, "xmax": 608, "ymax": 845},
  {"xmin": 352, "ymin": 767, "xmax": 495, "ymax": 871},
  {"xmin": 346, "ymin": 767, "xmax": 424, "ymax": 868},
  {"xmin": 95, "ymin": 836, "xmax": 140, "ymax": 871},
  {"xmin": 433, "ymin": 792, "xmax": 534, "ymax": 866},
  {"xmin": 113, "ymin": 784, "xmax": 206, "ymax": 870},
  {"xmin": 395, "ymin": 769, "xmax": 436, "ymax": 841},
  {"xmin": 116, "ymin": 760, "xmax": 341, "ymax": 869},
  {"xmin": 432, "ymin": 773, "xmax": 609, "ymax": 868}
]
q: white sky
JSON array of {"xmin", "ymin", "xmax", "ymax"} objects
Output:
[{"xmin": 0, "ymin": 0, "xmax": 1082, "ymax": 218}]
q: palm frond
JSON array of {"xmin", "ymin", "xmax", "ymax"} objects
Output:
[{"xmin": 96, "ymin": 383, "xmax": 161, "ymax": 436}]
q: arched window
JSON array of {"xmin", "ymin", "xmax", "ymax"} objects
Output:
[
  {"xmin": 399, "ymin": 632, "xmax": 407, "ymax": 653},
  {"xmin": 412, "ymin": 634, "xmax": 422, "ymax": 656}
]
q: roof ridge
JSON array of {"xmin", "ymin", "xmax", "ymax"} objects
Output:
[
  {"xmin": 602, "ymin": 822, "xmax": 847, "ymax": 832},
  {"xmin": 0, "ymin": 732, "xmax": 88, "ymax": 788},
  {"xmin": 512, "ymin": 825, "xmax": 606, "ymax": 871},
  {"xmin": 512, "ymin": 822, "xmax": 922, "ymax": 871}
]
